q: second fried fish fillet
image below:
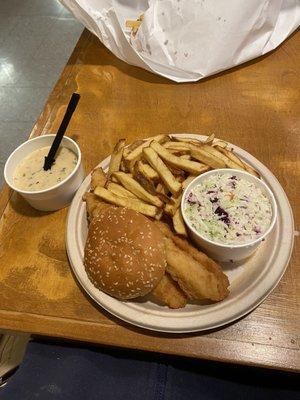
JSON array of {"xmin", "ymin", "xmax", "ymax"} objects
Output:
[
  {"xmin": 152, "ymin": 273, "xmax": 188, "ymax": 309},
  {"xmin": 155, "ymin": 221, "xmax": 229, "ymax": 302},
  {"xmin": 83, "ymin": 192, "xmax": 113, "ymax": 221},
  {"xmin": 90, "ymin": 167, "xmax": 107, "ymax": 191}
]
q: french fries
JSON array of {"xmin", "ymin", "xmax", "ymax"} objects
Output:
[
  {"xmin": 107, "ymin": 182, "xmax": 138, "ymax": 199},
  {"xmin": 155, "ymin": 183, "xmax": 172, "ymax": 204},
  {"xmin": 150, "ymin": 141, "xmax": 209, "ymax": 175},
  {"xmin": 86, "ymin": 133, "xmax": 260, "ymax": 235},
  {"xmin": 107, "ymin": 139, "xmax": 126, "ymax": 180},
  {"xmin": 215, "ymin": 146, "xmax": 260, "ymax": 178},
  {"xmin": 123, "ymin": 139, "xmax": 144, "ymax": 159},
  {"xmin": 112, "ymin": 172, "xmax": 163, "ymax": 207},
  {"xmin": 132, "ymin": 161, "xmax": 160, "ymax": 195},
  {"xmin": 163, "ymin": 142, "xmax": 191, "ymax": 152},
  {"xmin": 242, "ymin": 162, "xmax": 261, "ymax": 178},
  {"xmin": 164, "ymin": 200, "xmax": 179, "ymax": 216},
  {"xmin": 133, "ymin": 163, "xmax": 157, "ymax": 195},
  {"xmin": 124, "ymin": 134, "xmax": 167, "ymax": 163},
  {"xmin": 173, "ymin": 209, "xmax": 187, "ymax": 236},
  {"xmin": 182, "ymin": 175, "xmax": 197, "ymax": 190},
  {"xmin": 143, "ymin": 147, "xmax": 182, "ymax": 196},
  {"xmin": 136, "ymin": 161, "xmax": 159, "ymax": 181},
  {"xmin": 125, "ymin": 14, "xmax": 144, "ymax": 36},
  {"xmin": 123, "ymin": 135, "xmax": 168, "ymax": 173},
  {"xmin": 90, "ymin": 167, "xmax": 107, "ymax": 191},
  {"xmin": 201, "ymin": 145, "xmax": 244, "ymax": 170},
  {"xmin": 94, "ymin": 186, "xmax": 160, "ymax": 218},
  {"xmin": 212, "ymin": 140, "xmax": 227, "ymax": 148},
  {"xmin": 180, "ymin": 154, "xmax": 191, "ymax": 160},
  {"xmin": 214, "ymin": 145, "xmax": 244, "ymax": 168},
  {"xmin": 125, "ymin": 20, "xmax": 142, "ymax": 29},
  {"xmin": 170, "ymin": 136, "xmax": 204, "ymax": 145},
  {"xmin": 167, "ymin": 149, "xmax": 190, "ymax": 156},
  {"xmin": 156, "ymin": 182, "xmax": 169, "ymax": 196},
  {"xmin": 191, "ymin": 147, "xmax": 226, "ymax": 169},
  {"xmin": 204, "ymin": 133, "xmax": 215, "ymax": 144},
  {"xmin": 163, "ymin": 141, "xmax": 226, "ymax": 169}
]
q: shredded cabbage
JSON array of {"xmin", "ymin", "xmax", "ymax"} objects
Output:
[{"xmin": 184, "ymin": 173, "xmax": 272, "ymax": 245}]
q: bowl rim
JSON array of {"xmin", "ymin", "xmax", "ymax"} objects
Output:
[
  {"xmin": 4, "ymin": 134, "xmax": 82, "ymax": 195},
  {"xmin": 181, "ymin": 168, "xmax": 278, "ymax": 249}
]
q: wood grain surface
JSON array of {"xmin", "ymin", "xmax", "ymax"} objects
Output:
[{"xmin": 0, "ymin": 29, "xmax": 299, "ymax": 372}]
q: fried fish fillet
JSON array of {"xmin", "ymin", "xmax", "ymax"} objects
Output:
[
  {"xmin": 155, "ymin": 221, "xmax": 229, "ymax": 301},
  {"xmin": 83, "ymin": 192, "xmax": 112, "ymax": 221},
  {"xmin": 152, "ymin": 273, "xmax": 188, "ymax": 309},
  {"xmin": 90, "ymin": 167, "xmax": 107, "ymax": 191},
  {"xmin": 157, "ymin": 221, "xmax": 229, "ymax": 288}
]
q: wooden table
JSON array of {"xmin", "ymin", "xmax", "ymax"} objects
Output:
[{"xmin": 0, "ymin": 30, "xmax": 299, "ymax": 372}]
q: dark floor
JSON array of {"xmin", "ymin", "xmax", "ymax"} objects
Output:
[{"xmin": 0, "ymin": 0, "xmax": 83, "ymax": 186}]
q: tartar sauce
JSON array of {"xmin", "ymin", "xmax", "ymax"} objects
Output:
[
  {"xmin": 184, "ymin": 173, "xmax": 272, "ymax": 245},
  {"xmin": 13, "ymin": 146, "xmax": 77, "ymax": 191}
]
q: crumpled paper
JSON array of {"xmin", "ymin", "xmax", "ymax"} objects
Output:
[{"xmin": 60, "ymin": 0, "xmax": 300, "ymax": 82}]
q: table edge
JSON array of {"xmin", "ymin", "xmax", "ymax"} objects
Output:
[{"xmin": 0, "ymin": 310, "xmax": 298, "ymax": 372}]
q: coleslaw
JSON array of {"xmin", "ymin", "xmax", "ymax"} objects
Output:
[{"xmin": 183, "ymin": 173, "xmax": 272, "ymax": 245}]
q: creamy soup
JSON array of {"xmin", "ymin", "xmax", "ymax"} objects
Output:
[{"xmin": 13, "ymin": 146, "xmax": 77, "ymax": 191}]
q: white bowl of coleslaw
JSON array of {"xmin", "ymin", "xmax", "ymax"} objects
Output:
[{"xmin": 181, "ymin": 169, "xmax": 277, "ymax": 262}]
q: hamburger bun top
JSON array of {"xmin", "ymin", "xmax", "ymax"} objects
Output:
[{"xmin": 84, "ymin": 206, "xmax": 166, "ymax": 300}]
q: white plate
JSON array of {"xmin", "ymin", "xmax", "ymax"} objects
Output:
[{"xmin": 66, "ymin": 134, "xmax": 294, "ymax": 333}]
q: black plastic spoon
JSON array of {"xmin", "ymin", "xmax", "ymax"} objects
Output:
[{"xmin": 43, "ymin": 92, "xmax": 80, "ymax": 171}]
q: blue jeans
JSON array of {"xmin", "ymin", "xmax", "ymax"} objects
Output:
[{"xmin": 0, "ymin": 340, "xmax": 299, "ymax": 400}]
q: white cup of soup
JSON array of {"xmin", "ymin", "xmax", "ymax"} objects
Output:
[
  {"xmin": 181, "ymin": 169, "xmax": 277, "ymax": 262},
  {"xmin": 4, "ymin": 134, "xmax": 84, "ymax": 211}
]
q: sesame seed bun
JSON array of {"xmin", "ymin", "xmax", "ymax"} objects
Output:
[{"xmin": 84, "ymin": 207, "xmax": 166, "ymax": 300}]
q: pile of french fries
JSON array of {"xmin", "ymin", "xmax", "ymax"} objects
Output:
[
  {"xmin": 92, "ymin": 134, "xmax": 259, "ymax": 236},
  {"xmin": 125, "ymin": 14, "xmax": 144, "ymax": 36}
]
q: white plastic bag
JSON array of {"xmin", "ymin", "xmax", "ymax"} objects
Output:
[{"xmin": 60, "ymin": 0, "xmax": 300, "ymax": 82}]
